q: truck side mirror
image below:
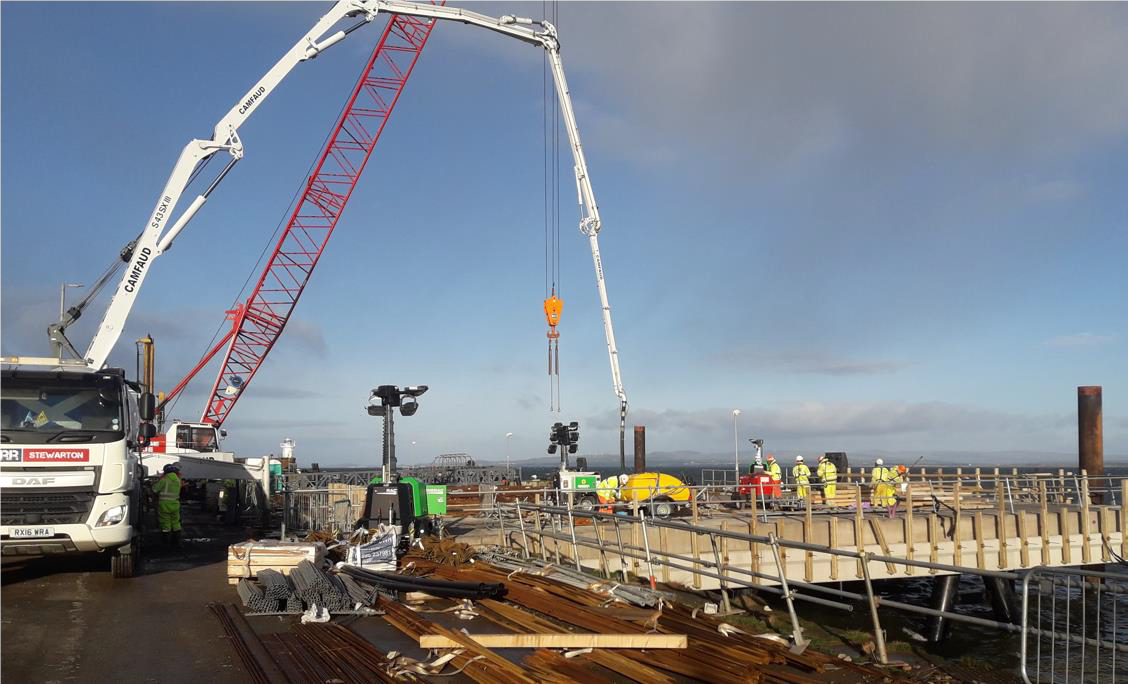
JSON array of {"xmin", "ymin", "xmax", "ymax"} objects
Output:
[
  {"xmin": 140, "ymin": 423, "xmax": 157, "ymax": 439},
  {"xmin": 139, "ymin": 392, "xmax": 156, "ymax": 421}
]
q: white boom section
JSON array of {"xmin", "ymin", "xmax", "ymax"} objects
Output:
[
  {"xmin": 85, "ymin": 0, "xmax": 385, "ymax": 369},
  {"xmin": 369, "ymin": 2, "xmax": 629, "ymax": 426}
]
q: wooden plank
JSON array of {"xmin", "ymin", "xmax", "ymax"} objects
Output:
[
  {"xmin": 658, "ymin": 524, "xmax": 671, "ymax": 584},
  {"xmin": 419, "ymin": 634, "xmax": 688, "ymax": 650},
  {"xmin": 867, "ymin": 518, "xmax": 896, "ymax": 574}
]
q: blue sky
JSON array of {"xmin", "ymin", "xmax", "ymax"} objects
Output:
[{"xmin": 2, "ymin": 2, "xmax": 1125, "ymax": 465}]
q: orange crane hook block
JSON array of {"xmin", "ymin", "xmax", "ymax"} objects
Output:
[
  {"xmin": 544, "ymin": 293, "xmax": 562, "ymax": 339},
  {"xmin": 544, "ymin": 293, "xmax": 563, "ymax": 410}
]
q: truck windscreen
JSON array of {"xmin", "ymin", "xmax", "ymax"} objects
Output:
[{"xmin": 1, "ymin": 377, "xmax": 124, "ymax": 442}]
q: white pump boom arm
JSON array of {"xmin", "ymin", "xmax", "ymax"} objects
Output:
[
  {"xmin": 85, "ymin": 0, "xmax": 627, "ymax": 440},
  {"xmin": 371, "ymin": 2, "xmax": 629, "ymax": 436},
  {"xmin": 85, "ymin": 0, "xmax": 387, "ymax": 369}
]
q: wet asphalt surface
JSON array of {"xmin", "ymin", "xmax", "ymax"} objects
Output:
[{"xmin": 1, "ymin": 505, "xmax": 252, "ymax": 683}]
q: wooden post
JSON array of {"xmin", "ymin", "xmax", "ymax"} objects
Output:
[
  {"xmin": 1058, "ymin": 468, "xmax": 1066, "ymax": 504},
  {"xmin": 690, "ymin": 495, "xmax": 701, "ymax": 589},
  {"xmin": 1122, "ymin": 480, "xmax": 1128, "ymax": 561},
  {"xmin": 1017, "ymin": 511, "xmax": 1030, "ymax": 568},
  {"xmin": 631, "ymin": 499, "xmax": 641, "ymax": 575},
  {"xmin": 658, "ymin": 524, "xmax": 671, "ymax": 584},
  {"xmin": 855, "ymin": 485, "xmax": 865, "ymax": 578},
  {"xmin": 953, "ymin": 481, "xmax": 962, "ymax": 566},
  {"xmin": 1039, "ymin": 481, "xmax": 1050, "ymax": 565},
  {"xmin": 973, "ymin": 512, "xmax": 986, "ymax": 570},
  {"xmin": 1098, "ymin": 507, "xmax": 1111, "ymax": 563},
  {"xmin": 829, "ymin": 516, "xmax": 839, "ymax": 581},
  {"xmin": 804, "ymin": 491, "xmax": 813, "ymax": 582},
  {"xmin": 905, "ymin": 484, "xmax": 915, "ymax": 575},
  {"xmin": 1080, "ymin": 475, "xmax": 1092, "ymax": 564},
  {"xmin": 997, "ymin": 482, "xmax": 1008, "ymax": 570},
  {"xmin": 747, "ymin": 518, "xmax": 760, "ymax": 581},
  {"xmin": 928, "ymin": 514, "xmax": 939, "ymax": 573},
  {"xmin": 1059, "ymin": 506, "xmax": 1072, "ymax": 565},
  {"xmin": 975, "ymin": 467, "xmax": 982, "ymax": 489},
  {"xmin": 593, "ymin": 518, "xmax": 610, "ymax": 578}
]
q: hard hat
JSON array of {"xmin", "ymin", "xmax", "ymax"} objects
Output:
[
  {"xmin": 819, "ymin": 454, "xmax": 828, "ymax": 461},
  {"xmin": 618, "ymin": 474, "xmax": 630, "ymax": 486},
  {"xmin": 898, "ymin": 465, "xmax": 907, "ymax": 473},
  {"xmin": 163, "ymin": 463, "xmax": 180, "ymax": 474},
  {"xmin": 765, "ymin": 453, "xmax": 775, "ymax": 460},
  {"xmin": 795, "ymin": 455, "xmax": 804, "ymax": 462},
  {"xmin": 875, "ymin": 458, "xmax": 884, "ymax": 466}
]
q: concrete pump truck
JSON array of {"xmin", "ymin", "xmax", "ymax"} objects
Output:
[{"xmin": 2, "ymin": 1, "xmax": 629, "ymax": 577}]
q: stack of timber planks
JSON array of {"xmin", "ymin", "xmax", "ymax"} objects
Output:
[{"xmin": 226, "ymin": 541, "xmax": 326, "ymax": 585}]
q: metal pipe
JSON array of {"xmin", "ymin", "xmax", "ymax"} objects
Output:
[{"xmin": 1078, "ymin": 386, "xmax": 1104, "ymax": 503}]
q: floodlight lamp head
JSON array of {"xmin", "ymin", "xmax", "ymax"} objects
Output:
[
  {"xmin": 403, "ymin": 385, "xmax": 428, "ymax": 397},
  {"xmin": 367, "ymin": 404, "xmax": 386, "ymax": 416},
  {"xmin": 749, "ymin": 438, "xmax": 764, "ymax": 448}
]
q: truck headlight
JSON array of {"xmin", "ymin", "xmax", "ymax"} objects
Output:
[{"xmin": 96, "ymin": 504, "xmax": 128, "ymax": 527}]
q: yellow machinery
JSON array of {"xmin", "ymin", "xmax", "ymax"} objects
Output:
[{"xmin": 619, "ymin": 472, "xmax": 690, "ymax": 518}]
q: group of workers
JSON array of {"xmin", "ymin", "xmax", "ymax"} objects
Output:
[{"xmin": 747, "ymin": 453, "xmax": 909, "ymax": 508}]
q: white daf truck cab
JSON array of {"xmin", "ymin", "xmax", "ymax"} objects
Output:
[{"xmin": 0, "ymin": 364, "xmax": 154, "ymax": 577}]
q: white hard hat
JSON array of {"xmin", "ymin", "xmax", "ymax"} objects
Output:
[
  {"xmin": 618, "ymin": 474, "xmax": 630, "ymax": 485},
  {"xmin": 875, "ymin": 458, "xmax": 884, "ymax": 466},
  {"xmin": 795, "ymin": 455, "xmax": 804, "ymax": 462}
]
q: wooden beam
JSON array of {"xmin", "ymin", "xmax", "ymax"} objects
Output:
[{"xmin": 419, "ymin": 634, "xmax": 688, "ymax": 650}]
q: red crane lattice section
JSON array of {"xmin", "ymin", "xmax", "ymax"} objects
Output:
[{"xmin": 198, "ymin": 11, "xmax": 441, "ymax": 426}]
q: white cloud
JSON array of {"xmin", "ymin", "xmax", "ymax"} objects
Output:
[
  {"xmin": 1043, "ymin": 333, "xmax": 1114, "ymax": 348},
  {"xmin": 474, "ymin": 2, "xmax": 1128, "ymax": 172},
  {"xmin": 710, "ymin": 350, "xmax": 908, "ymax": 376},
  {"xmin": 585, "ymin": 400, "xmax": 1085, "ymax": 452}
]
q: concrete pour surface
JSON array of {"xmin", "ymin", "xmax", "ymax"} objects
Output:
[{"xmin": 2, "ymin": 503, "xmax": 251, "ymax": 683}]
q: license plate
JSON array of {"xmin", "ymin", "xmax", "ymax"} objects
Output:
[{"xmin": 10, "ymin": 527, "xmax": 54, "ymax": 539}]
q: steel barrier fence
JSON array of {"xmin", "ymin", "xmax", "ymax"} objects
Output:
[
  {"xmin": 1021, "ymin": 566, "xmax": 1128, "ymax": 684},
  {"xmin": 499, "ymin": 500, "xmax": 1128, "ymax": 670}
]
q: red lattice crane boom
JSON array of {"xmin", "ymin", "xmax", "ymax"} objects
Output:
[{"xmin": 162, "ymin": 10, "xmax": 440, "ymax": 425}]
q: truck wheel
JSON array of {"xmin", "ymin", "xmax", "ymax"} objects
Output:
[
  {"xmin": 650, "ymin": 497, "xmax": 674, "ymax": 519},
  {"xmin": 575, "ymin": 495, "xmax": 598, "ymax": 513},
  {"xmin": 111, "ymin": 540, "xmax": 137, "ymax": 579},
  {"xmin": 729, "ymin": 492, "xmax": 744, "ymax": 510}
]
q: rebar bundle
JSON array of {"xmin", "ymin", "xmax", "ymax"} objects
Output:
[{"xmin": 235, "ymin": 579, "xmax": 277, "ymax": 616}]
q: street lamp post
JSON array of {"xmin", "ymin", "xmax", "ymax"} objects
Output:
[
  {"xmin": 732, "ymin": 409, "xmax": 741, "ymax": 483},
  {"xmin": 505, "ymin": 432, "xmax": 514, "ymax": 471}
]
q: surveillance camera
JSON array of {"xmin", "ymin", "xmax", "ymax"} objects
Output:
[{"xmin": 749, "ymin": 438, "xmax": 764, "ymax": 447}]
